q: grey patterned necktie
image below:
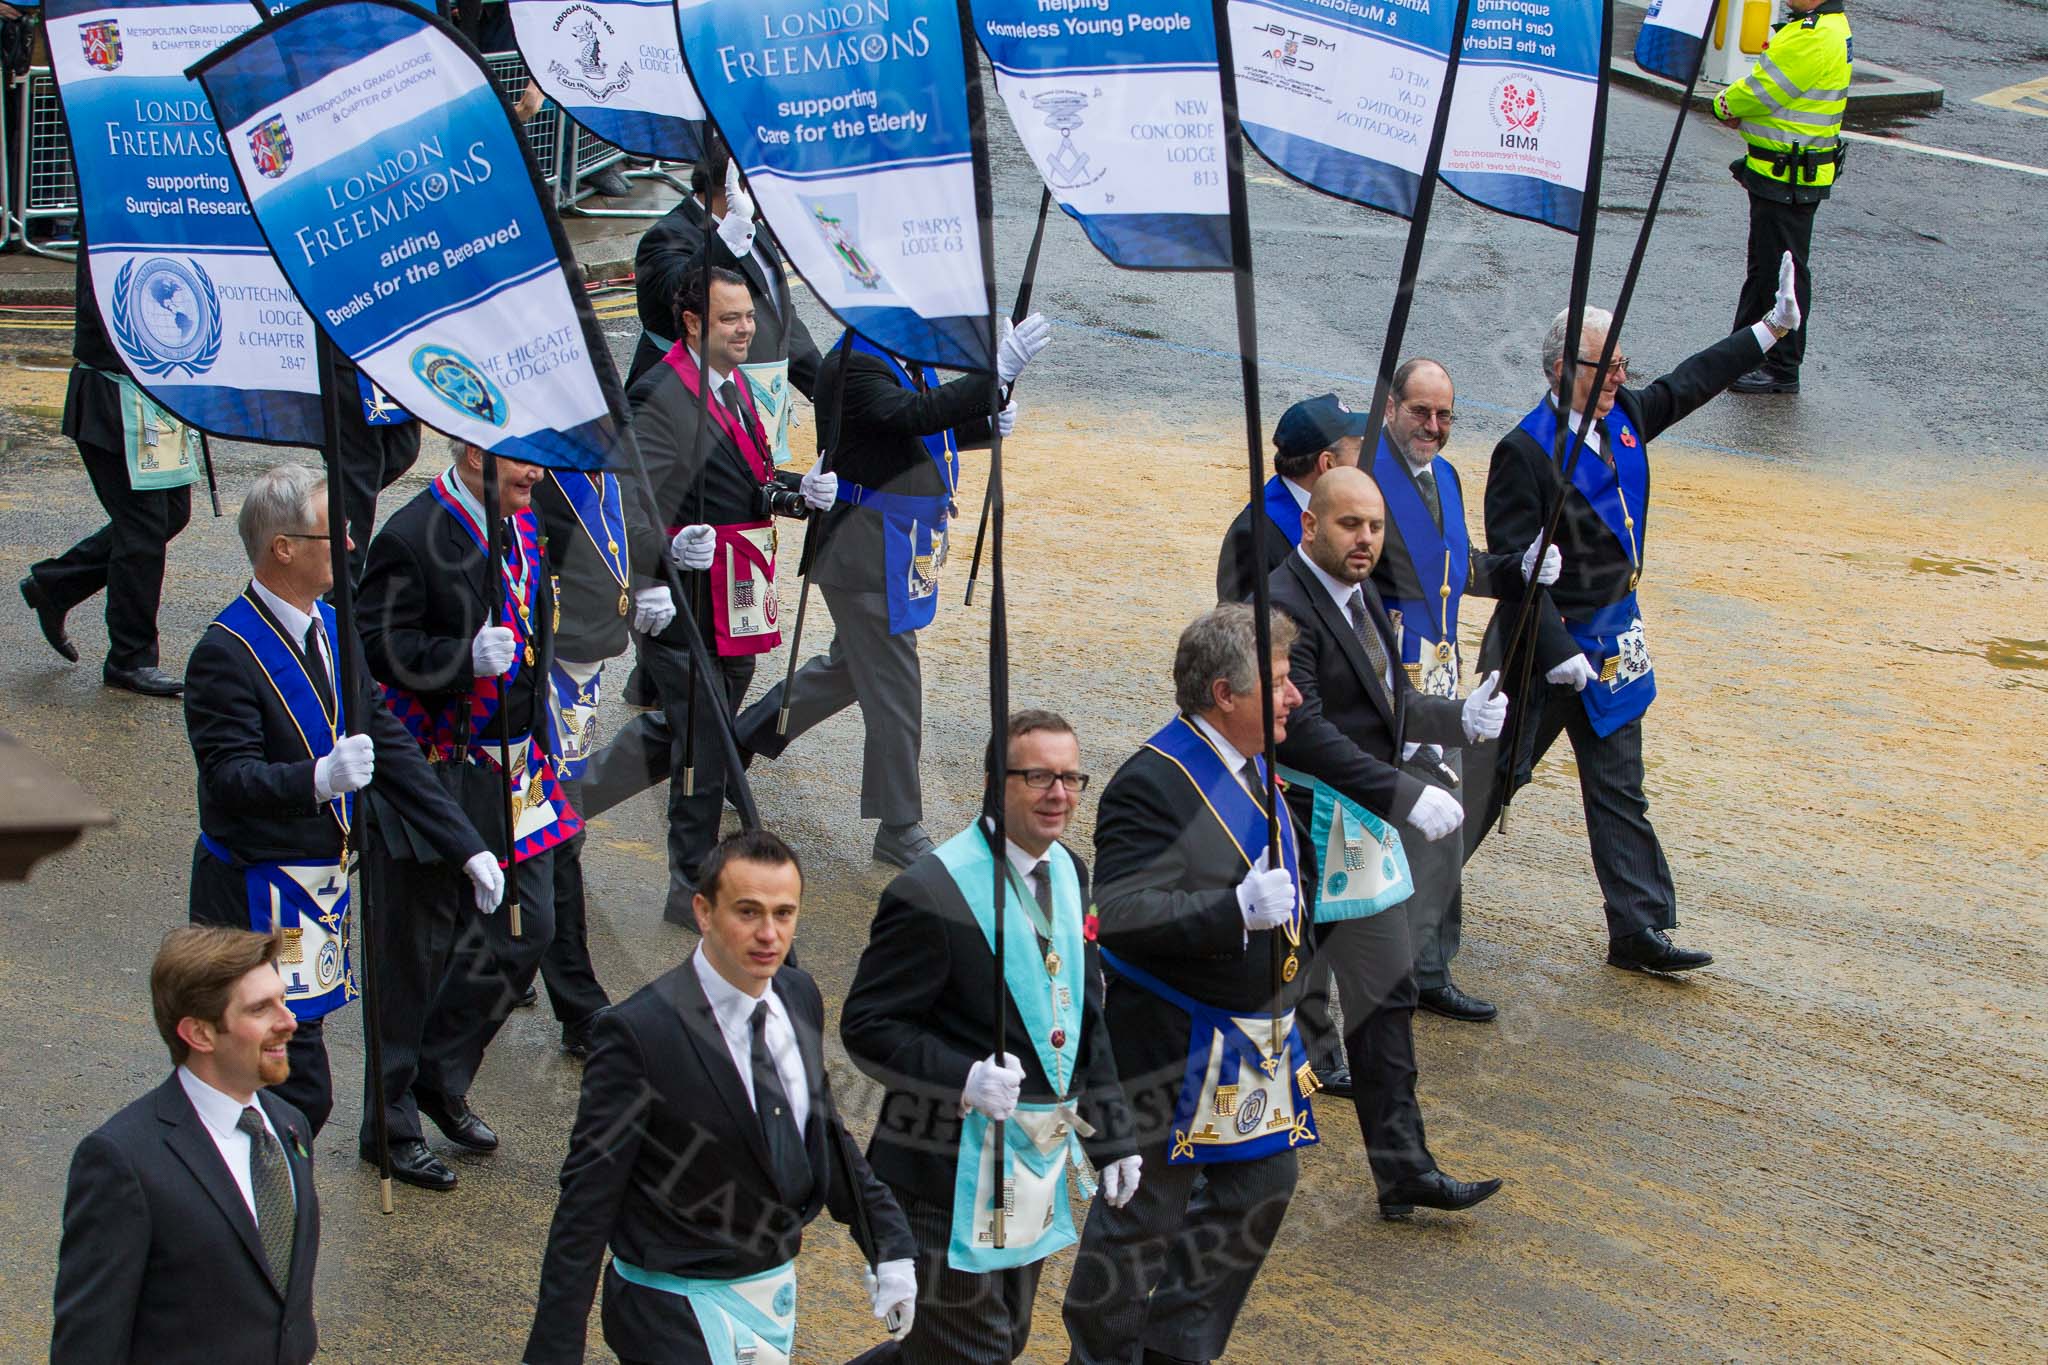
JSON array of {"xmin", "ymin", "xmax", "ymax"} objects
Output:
[
  {"xmin": 1412, "ymin": 464, "xmax": 1443, "ymax": 530},
  {"xmin": 237, "ymin": 1106, "xmax": 295, "ymax": 1287},
  {"xmin": 1347, "ymin": 588, "xmax": 1393, "ymax": 702}
]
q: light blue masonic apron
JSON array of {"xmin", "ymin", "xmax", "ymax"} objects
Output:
[
  {"xmin": 1277, "ymin": 764, "xmax": 1414, "ymax": 923},
  {"xmin": 609, "ymin": 1257, "xmax": 796, "ymax": 1365}
]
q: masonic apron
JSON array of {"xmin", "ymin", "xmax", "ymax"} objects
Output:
[
  {"xmin": 662, "ymin": 345, "xmax": 784, "ymax": 654},
  {"xmin": 840, "ymin": 333, "xmax": 959, "ymax": 636},
  {"xmin": 1373, "ymin": 438, "xmax": 1469, "ymax": 699},
  {"xmin": 1277, "ymin": 763, "xmax": 1414, "ymax": 924},
  {"xmin": 609, "ymin": 1257, "xmax": 797, "ymax": 1365}
]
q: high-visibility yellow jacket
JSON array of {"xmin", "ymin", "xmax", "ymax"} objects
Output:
[{"xmin": 1714, "ymin": 1, "xmax": 1853, "ymax": 203}]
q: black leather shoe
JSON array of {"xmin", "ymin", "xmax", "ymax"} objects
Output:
[
  {"xmin": 366, "ymin": 1139, "xmax": 458, "ymax": 1191},
  {"xmin": 561, "ymin": 1014, "xmax": 601, "ymax": 1059},
  {"xmin": 1314, "ymin": 1063, "xmax": 1354, "ymax": 1100},
  {"xmin": 418, "ymin": 1094, "xmax": 499, "ymax": 1152},
  {"xmin": 621, "ymin": 662, "xmax": 658, "ymax": 709},
  {"xmin": 20, "ymin": 576, "xmax": 78, "ymax": 663},
  {"xmin": 1418, "ymin": 983, "xmax": 1498, "ymax": 1022},
  {"xmin": 1607, "ymin": 927, "xmax": 1714, "ymax": 974},
  {"xmin": 663, "ymin": 882, "xmax": 700, "ymax": 929},
  {"xmin": 1378, "ymin": 1169, "xmax": 1504, "ymax": 1219},
  {"xmin": 1730, "ymin": 367, "xmax": 1799, "ymax": 394},
  {"xmin": 103, "ymin": 663, "xmax": 183, "ymax": 697},
  {"xmin": 585, "ymin": 166, "xmax": 633, "ymax": 198},
  {"xmin": 516, "ymin": 981, "xmax": 538, "ymax": 1008},
  {"xmin": 873, "ymin": 822, "xmax": 935, "ymax": 868}
]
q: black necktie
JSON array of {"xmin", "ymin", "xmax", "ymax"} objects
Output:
[
  {"xmin": 1030, "ymin": 860, "xmax": 1054, "ymax": 919},
  {"xmin": 301, "ymin": 621, "xmax": 336, "ymax": 718},
  {"xmin": 749, "ymin": 1001, "xmax": 813, "ymax": 1207},
  {"xmin": 1348, "ymin": 588, "xmax": 1394, "ymax": 702},
  {"xmin": 237, "ymin": 1106, "xmax": 296, "ymax": 1288},
  {"xmin": 718, "ymin": 377, "xmax": 745, "ymax": 424},
  {"xmin": 1413, "ymin": 464, "xmax": 1443, "ymax": 530}
]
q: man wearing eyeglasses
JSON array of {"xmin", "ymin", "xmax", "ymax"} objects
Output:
[
  {"xmin": 1470, "ymin": 283, "xmax": 1801, "ymax": 974},
  {"xmin": 1368, "ymin": 358, "xmax": 1562, "ymax": 1024},
  {"xmin": 841, "ymin": 709, "xmax": 1135, "ymax": 1363}
]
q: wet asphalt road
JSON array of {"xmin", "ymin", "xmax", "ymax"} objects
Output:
[{"xmin": 2, "ymin": 2, "xmax": 2045, "ymax": 1359}]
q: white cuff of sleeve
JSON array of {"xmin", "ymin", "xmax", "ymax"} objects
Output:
[{"xmin": 1751, "ymin": 319, "xmax": 1781, "ymax": 351}]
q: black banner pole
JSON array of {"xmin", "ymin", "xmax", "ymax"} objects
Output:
[
  {"xmin": 771, "ymin": 329, "xmax": 855, "ymax": 738},
  {"xmin": 479, "ymin": 447, "xmax": 524, "ymax": 939},
  {"xmin": 679, "ymin": 146, "xmax": 719, "ymax": 800},
  {"xmin": 964, "ymin": 184, "xmax": 1053, "ymax": 607}
]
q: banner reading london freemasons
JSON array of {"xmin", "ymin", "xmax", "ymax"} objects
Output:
[
  {"xmin": 509, "ymin": 0, "xmax": 704, "ymax": 160},
  {"xmin": 673, "ymin": 0, "xmax": 993, "ymax": 370},
  {"xmin": 968, "ymin": 0, "xmax": 1230, "ymax": 269},
  {"xmin": 1441, "ymin": 0, "xmax": 1605, "ymax": 231},
  {"xmin": 44, "ymin": 0, "xmax": 323, "ymax": 443},
  {"xmin": 191, "ymin": 0, "xmax": 619, "ymax": 469}
]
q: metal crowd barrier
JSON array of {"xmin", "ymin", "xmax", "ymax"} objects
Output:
[{"xmin": 3, "ymin": 51, "xmax": 673, "ymax": 260}]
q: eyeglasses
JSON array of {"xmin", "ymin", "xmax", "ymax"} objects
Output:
[
  {"xmin": 1574, "ymin": 354, "xmax": 1630, "ymax": 380},
  {"xmin": 1400, "ymin": 403, "xmax": 1455, "ymax": 426},
  {"xmin": 281, "ymin": 533, "xmax": 333, "ymax": 541},
  {"xmin": 1010, "ymin": 768, "xmax": 1091, "ymax": 792}
]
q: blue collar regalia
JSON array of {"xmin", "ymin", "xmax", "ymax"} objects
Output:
[
  {"xmin": 381, "ymin": 471, "xmax": 582, "ymax": 862},
  {"xmin": 1260, "ymin": 474, "xmax": 1303, "ymax": 548},
  {"xmin": 838, "ymin": 331, "xmax": 960, "ymax": 637},
  {"xmin": 1518, "ymin": 399, "xmax": 1656, "ymax": 737},
  {"xmin": 1373, "ymin": 436, "xmax": 1469, "ymax": 697},
  {"xmin": 201, "ymin": 591, "xmax": 356, "ymax": 1021},
  {"xmin": 933, "ymin": 823, "xmax": 1095, "ymax": 1271},
  {"xmin": 1101, "ymin": 716, "xmax": 1319, "ymax": 1165},
  {"xmin": 550, "ymin": 469, "xmax": 630, "ymax": 622}
]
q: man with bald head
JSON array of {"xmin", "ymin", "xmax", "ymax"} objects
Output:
[
  {"xmin": 1269, "ymin": 466, "xmax": 1506, "ymax": 1218},
  {"xmin": 1369, "ymin": 358, "xmax": 1561, "ymax": 1022}
]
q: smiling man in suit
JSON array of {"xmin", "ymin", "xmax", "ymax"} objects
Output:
[
  {"xmin": 53, "ymin": 926, "xmax": 321, "ymax": 1365},
  {"xmin": 524, "ymin": 828, "xmax": 919, "ymax": 1365}
]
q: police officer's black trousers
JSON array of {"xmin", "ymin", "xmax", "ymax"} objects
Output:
[{"xmin": 1735, "ymin": 191, "xmax": 1817, "ymax": 380}]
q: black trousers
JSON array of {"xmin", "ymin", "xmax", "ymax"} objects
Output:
[
  {"xmin": 1471, "ymin": 681, "xmax": 1676, "ymax": 942},
  {"xmin": 188, "ymin": 843, "xmax": 335, "ymax": 1135},
  {"xmin": 895, "ymin": 1188, "xmax": 1044, "ymax": 1365},
  {"xmin": 360, "ymin": 833, "xmax": 555, "ymax": 1147},
  {"xmin": 539, "ymin": 776, "xmax": 610, "ymax": 1026},
  {"xmin": 31, "ymin": 437, "xmax": 190, "ymax": 668},
  {"xmin": 330, "ymin": 407, "xmax": 421, "ymax": 583},
  {"xmin": 1734, "ymin": 191, "xmax": 1818, "ymax": 380},
  {"xmin": 579, "ymin": 634, "xmax": 753, "ymax": 915},
  {"xmin": 1061, "ymin": 1135, "xmax": 1297, "ymax": 1365},
  {"xmin": 1300, "ymin": 911, "xmax": 1434, "ymax": 1196}
]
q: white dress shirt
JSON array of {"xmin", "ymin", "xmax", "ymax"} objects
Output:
[
  {"xmin": 1280, "ymin": 475, "xmax": 1311, "ymax": 512},
  {"xmin": 177, "ymin": 1066, "xmax": 294, "ymax": 1221},
  {"xmin": 683, "ymin": 345, "xmax": 736, "ymax": 402},
  {"xmin": 1556, "ymin": 396, "xmax": 1604, "ymax": 455},
  {"xmin": 692, "ymin": 946, "xmax": 810, "ymax": 1132},
  {"xmin": 250, "ymin": 579, "xmax": 332, "ymax": 690}
]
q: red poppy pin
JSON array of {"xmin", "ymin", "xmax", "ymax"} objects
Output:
[
  {"xmin": 1083, "ymin": 908, "xmax": 1100, "ymax": 943},
  {"xmin": 1620, "ymin": 430, "xmax": 1637, "ymax": 448}
]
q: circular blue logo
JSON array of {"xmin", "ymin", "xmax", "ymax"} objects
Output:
[
  {"xmin": 410, "ymin": 344, "xmax": 508, "ymax": 428},
  {"xmin": 111, "ymin": 256, "xmax": 221, "ymax": 377},
  {"xmin": 1326, "ymin": 871, "xmax": 1347, "ymax": 898},
  {"xmin": 772, "ymin": 1281, "xmax": 795, "ymax": 1316},
  {"xmin": 1234, "ymin": 1089, "xmax": 1267, "ymax": 1136}
]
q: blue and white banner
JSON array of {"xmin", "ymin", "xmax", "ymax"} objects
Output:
[
  {"xmin": 1224, "ymin": 0, "xmax": 1459, "ymax": 220},
  {"xmin": 1633, "ymin": 0, "xmax": 1714, "ymax": 82},
  {"xmin": 674, "ymin": 0, "xmax": 992, "ymax": 371},
  {"xmin": 970, "ymin": 0, "xmax": 1229, "ymax": 269},
  {"xmin": 44, "ymin": 0, "xmax": 323, "ymax": 444},
  {"xmin": 1440, "ymin": 0, "xmax": 1605, "ymax": 231},
  {"xmin": 193, "ymin": 0, "xmax": 621, "ymax": 469},
  {"xmin": 509, "ymin": 0, "xmax": 704, "ymax": 159}
]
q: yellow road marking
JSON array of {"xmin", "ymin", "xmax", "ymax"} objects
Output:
[{"xmin": 1975, "ymin": 74, "xmax": 2048, "ymax": 118}]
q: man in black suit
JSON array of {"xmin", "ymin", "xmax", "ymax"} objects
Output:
[
  {"xmin": 843, "ymin": 710, "xmax": 1138, "ymax": 1364},
  {"xmin": 326, "ymin": 348, "xmax": 422, "ymax": 583},
  {"xmin": 625, "ymin": 138, "xmax": 820, "ymax": 396},
  {"xmin": 1062, "ymin": 604, "xmax": 1316, "ymax": 1365},
  {"xmin": 580, "ymin": 267, "xmax": 826, "ymax": 921},
  {"xmin": 356, "ymin": 441, "xmax": 577, "ymax": 1189},
  {"xmin": 734, "ymin": 314, "xmax": 1049, "ymax": 868},
  {"xmin": 53, "ymin": 926, "xmax": 320, "ymax": 1365},
  {"xmin": 184, "ymin": 463, "xmax": 499, "ymax": 1135},
  {"xmin": 1470, "ymin": 295, "xmax": 1801, "ymax": 972},
  {"xmin": 1271, "ymin": 466, "xmax": 1505, "ymax": 1219},
  {"xmin": 1214, "ymin": 392, "xmax": 1367, "ymax": 604},
  {"xmin": 20, "ymin": 253, "xmax": 192, "ymax": 697},
  {"xmin": 523, "ymin": 828, "xmax": 919, "ymax": 1365}
]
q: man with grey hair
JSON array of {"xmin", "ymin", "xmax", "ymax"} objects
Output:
[
  {"xmin": 1469, "ymin": 283, "xmax": 1801, "ymax": 974},
  {"xmin": 183, "ymin": 463, "xmax": 499, "ymax": 1135},
  {"xmin": 1063, "ymin": 603, "xmax": 1315, "ymax": 1365}
]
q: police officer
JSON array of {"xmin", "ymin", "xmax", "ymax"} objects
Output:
[{"xmin": 1717, "ymin": 0, "xmax": 1852, "ymax": 395}]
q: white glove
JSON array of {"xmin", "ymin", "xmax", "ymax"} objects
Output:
[
  {"xmin": 470, "ymin": 624, "xmax": 516, "ymax": 677},
  {"xmin": 865, "ymin": 1259, "xmax": 917, "ymax": 1342},
  {"xmin": 1765, "ymin": 250, "xmax": 1801, "ymax": 335},
  {"xmin": 667, "ymin": 523, "xmax": 716, "ymax": 572},
  {"xmin": 1100, "ymin": 1154, "xmax": 1143, "ymax": 1209},
  {"xmin": 996, "ymin": 398, "xmax": 1018, "ymax": 438},
  {"xmin": 996, "ymin": 311, "xmax": 1052, "ymax": 385},
  {"xmin": 1235, "ymin": 849, "xmax": 1296, "ymax": 932},
  {"xmin": 1520, "ymin": 537, "xmax": 1562, "ymax": 585},
  {"xmin": 716, "ymin": 160, "xmax": 756, "ymax": 258},
  {"xmin": 462, "ymin": 851, "xmax": 505, "ymax": 915},
  {"xmin": 631, "ymin": 585, "xmax": 676, "ymax": 635},
  {"xmin": 962, "ymin": 1053, "xmax": 1025, "ymax": 1121},
  {"xmin": 799, "ymin": 458, "xmax": 838, "ymax": 512},
  {"xmin": 312, "ymin": 732, "xmax": 375, "ymax": 801},
  {"xmin": 1460, "ymin": 670, "xmax": 1507, "ymax": 743},
  {"xmin": 1547, "ymin": 653, "xmax": 1598, "ymax": 692},
  {"xmin": 1408, "ymin": 784, "xmax": 1465, "ymax": 842}
]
